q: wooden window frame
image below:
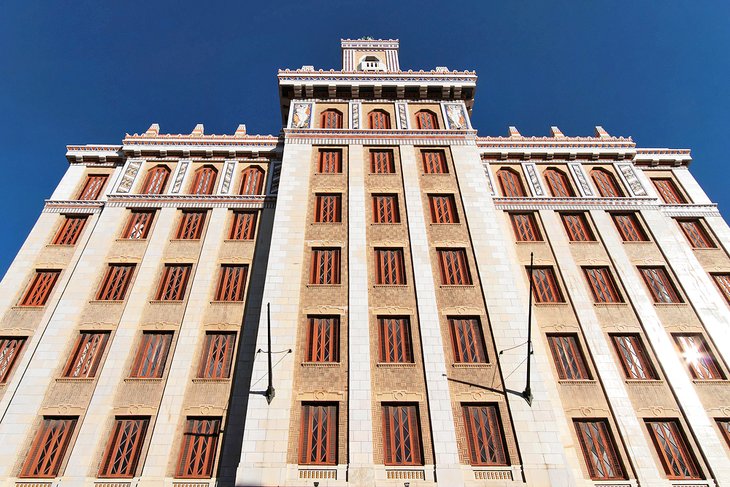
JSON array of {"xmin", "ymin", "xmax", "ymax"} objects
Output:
[
  {"xmin": 591, "ymin": 168, "xmax": 624, "ymax": 197},
  {"xmin": 378, "ymin": 317, "xmax": 413, "ymax": 363},
  {"xmin": 306, "ymin": 316, "xmax": 340, "ymax": 363},
  {"xmin": 449, "ymin": 317, "xmax": 487, "ymax": 364},
  {"xmin": 583, "ymin": 267, "xmax": 623, "ymax": 303},
  {"xmin": 176, "ymin": 211, "xmax": 207, "ymax": 240},
  {"xmin": 429, "ymin": 195, "xmax": 459, "ymax": 224},
  {"xmin": 677, "ymin": 219, "xmax": 715, "ymax": 248},
  {"xmin": 382, "ymin": 404, "xmax": 423, "ymax": 466},
  {"xmin": 415, "ymin": 110, "xmax": 439, "ymax": 130},
  {"xmin": 198, "ymin": 333, "xmax": 236, "ymax": 379},
  {"xmin": 509, "ymin": 212, "xmax": 541, "ymax": 241},
  {"xmin": 652, "ymin": 178, "xmax": 687, "ymax": 204},
  {"xmin": 645, "ymin": 420, "xmax": 701, "ymax": 480},
  {"xmin": 140, "ymin": 165, "xmax": 170, "ymax": 194},
  {"xmin": 189, "ymin": 166, "xmax": 218, "ymax": 195},
  {"xmin": 717, "ymin": 419, "xmax": 730, "ymax": 448},
  {"xmin": 315, "ymin": 194, "xmax": 342, "ymax": 223},
  {"xmin": 130, "ymin": 332, "xmax": 173, "ymax": 378},
  {"xmin": 611, "ymin": 334, "xmax": 657, "ymax": 380},
  {"xmin": 574, "ymin": 419, "xmax": 626, "ymax": 480},
  {"xmin": 673, "ymin": 333, "xmax": 724, "ymax": 380},
  {"xmin": 0, "ymin": 336, "xmax": 26, "ymax": 383},
  {"xmin": 421, "ymin": 149, "xmax": 448, "ymax": 174},
  {"xmin": 611, "ymin": 213, "xmax": 648, "ymax": 242},
  {"xmin": 300, "ymin": 403, "xmax": 338, "ymax": 465},
  {"xmin": 63, "ymin": 331, "xmax": 110, "ymax": 378},
  {"xmin": 229, "ymin": 211, "xmax": 257, "ymax": 240},
  {"xmin": 99, "ymin": 417, "xmax": 149, "ymax": 478},
  {"xmin": 370, "ymin": 149, "xmax": 395, "ymax": 174},
  {"xmin": 20, "ymin": 270, "xmax": 61, "ymax": 306},
  {"xmin": 52, "ymin": 215, "xmax": 88, "ymax": 245},
  {"xmin": 318, "ymin": 149, "xmax": 342, "ymax": 173},
  {"xmin": 712, "ymin": 273, "xmax": 730, "ymax": 304},
  {"xmin": 462, "ymin": 404, "xmax": 509, "ymax": 466},
  {"xmin": 156, "ymin": 264, "xmax": 192, "ymax": 301},
  {"xmin": 529, "ymin": 267, "xmax": 564, "ymax": 303},
  {"xmin": 20, "ymin": 417, "xmax": 77, "ymax": 478},
  {"xmin": 320, "ymin": 109, "xmax": 343, "ymax": 129},
  {"xmin": 96, "ymin": 264, "xmax": 135, "ymax": 301},
  {"xmin": 214, "ymin": 264, "xmax": 248, "ymax": 302},
  {"xmin": 176, "ymin": 418, "xmax": 221, "ymax": 478},
  {"xmin": 547, "ymin": 334, "xmax": 591, "ymax": 380},
  {"xmin": 368, "ymin": 109, "xmax": 391, "ymax": 129},
  {"xmin": 122, "ymin": 210, "xmax": 154, "ymax": 239},
  {"xmin": 560, "ymin": 212, "xmax": 595, "ymax": 242},
  {"xmin": 544, "ymin": 168, "xmax": 575, "ymax": 197},
  {"xmin": 437, "ymin": 249, "xmax": 472, "ymax": 285},
  {"xmin": 372, "ymin": 194, "xmax": 400, "ymax": 224},
  {"xmin": 310, "ymin": 248, "xmax": 341, "ymax": 285},
  {"xmin": 77, "ymin": 174, "xmax": 108, "ymax": 200},
  {"xmin": 639, "ymin": 267, "xmax": 682, "ymax": 303},
  {"xmin": 496, "ymin": 168, "xmax": 527, "ymax": 197},
  {"xmin": 239, "ymin": 166, "xmax": 265, "ymax": 195},
  {"xmin": 375, "ymin": 248, "xmax": 406, "ymax": 285}
]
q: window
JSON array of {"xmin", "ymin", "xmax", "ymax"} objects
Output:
[
  {"xmin": 52, "ymin": 215, "xmax": 88, "ymax": 245},
  {"xmin": 122, "ymin": 210, "xmax": 154, "ymax": 239},
  {"xmin": 429, "ymin": 195, "xmax": 459, "ymax": 224},
  {"xmin": 130, "ymin": 332, "xmax": 172, "ymax": 378},
  {"xmin": 310, "ymin": 248, "xmax": 341, "ymax": 285},
  {"xmin": 612, "ymin": 213, "xmax": 648, "ymax": 242},
  {"xmin": 140, "ymin": 165, "xmax": 170, "ymax": 194},
  {"xmin": 176, "ymin": 211, "xmax": 206, "ymax": 239},
  {"xmin": 375, "ymin": 249, "xmax": 406, "ymax": 285},
  {"xmin": 449, "ymin": 317, "xmax": 487, "ymax": 363},
  {"xmin": 306, "ymin": 316, "xmax": 339, "ymax": 363},
  {"xmin": 239, "ymin": 166, "xmax": 265, "ymax": 195},
  {"xmin": 77, "ymin": 174, "xmax": 108, "ymax": 200},
  {"xmin": 96, "ymin": 264, "xmax": 135, "ymax": 301},
  {"xmin": 99, "ymin": 417, "xmax": 149, "ymax": 477},
  {"xmin": 421, "ymin": 150, "xmax": 447, "ymax": 174},
  {"xmin": 612, "ymin": 335, "xmax": 657, "ymax": 380},
  {"xmin": 712, "ymin": 274, "xmax": 730, "ymax": 304},
  {"xmin": 229, "ymin": 211, "xmax": 256, "ymax": 240},
  {"xmin": 156, "ymin": 264, "xmax": 192, "ymax": 301},
  {"xmin": 300, "ymin": 404, "xmax": 337, "ymax": 465},
  {"xmin": 583, "ymin": 267, "xmax": 622, "ymax": 303},
  {"xmin": 717, "ymin": 420, "xmax": 730, "ymax": 448},
  {"xmin": 315, "ymin": 194, "xmax": 342, "ymax": 223},
  {"xmin": 639, "ymin": 267, "xmax": 682, "ymax": 303},
  {"xmin": 591, "ymin": 169, "xmax": 624, "ymax": 197},
  {"xmin": 646, "ymin": 420, "xmax": 700, "ymax": 480},
  {"xmin": 198, "ymin": 333, "xmax": 235, "ymax": 378},
  {"xmin": 496, "ymin": 168, "xmax": 527, "ymax": 197},
  {"xmin": 382, "ymin": 404, "xmax": 422, "ymax": 465},
  {"xmin": 20, "ymin": 270, "xmax": 60, "ymax": 306},
  {"xmin": 369, "ymin": 110, "xmax": 391, "ymax": 129},
  {"xmin": 462, "ymin": 405, "xmax": 508, "ymax": 466},
  {"xmin": 561, "ymin": 213, "xmax": 595, "ymax": 241},
  {"xmin": 677, "ymin": 219, "xmax": 715, "ymax": 248},
  {"xmin": 378, "ymin": 317, "xmax": 413, "ymax": 363},
  {"xmin": 321, "ymin": 109, "xmax": 343, "ymax": 129},
  {"xmin": 509, "ymin": 213, "xmax": 541, "ymax": 241},
  {"xmin": 370, "ymin": 150, "xmax": 395, "ymax": 174},
  {"xmin": 652, "ymin": 178, "xmax": 687, "ymax": 204},
  {"xmin": 547, "ymin": 334, "xmax": 590, "ymax": 380},
  {"xmin": 544, "ymin": 168, "xmax": 575, "ymax": 197},
  {"xmin": 438, "ymin": 249, "xmax": 472, "ymax": 285},
  {"xmin": 189, "ymin": 166, "xmax": 217, "ymax": 195},
  {"xmin": 20, "ymin": 417, "xmax": 77, "ymax": 478},
  {"xmin": 176, "ymin": 418, "xmax": 221, "ymax": 478},
  {"xmin": 318, "ymin": 149, "xmax": 342, "ymax": 173},
  {"xmin": 575, "ymin": 420, "xmax": 625, "ymax": 480},
  {"xmin": 214, "ymin": 265, "xmax": 248, "ymax": 301},
  {"xmin": 63, "ymin": 332, "xmax": 109, "ymax": 378},
  {"xmin": 372, "ymin": 195, "xmax": 399, "ymax": 223},
  {"xmin": 529, "ymin": 267, "xmax": 563, "ymax": 303},
  {"xmin": 415, "ymin": 110, "xmax": 439, "ymax": 129},
  {"xmin": 673, "ymin": 334, "xmax": 723, "ymax": 380},
  {"xmin": 0, "ymin": 337, "xmax": 26, "ymax": 383}
]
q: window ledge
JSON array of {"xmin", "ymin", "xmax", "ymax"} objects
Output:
[
  {"xmin": 377, "ymin": 362, "xmax": 416, "ymax": 368},
  {"xmin": 692, "ymin": 379, "xmax": 727, "ymax": 384},
  {"xmin": 557, "ymin": 379, "xmax": 597, "ymax": 385},
  {"xmin": 10, "ymin": 305, "xmax": 46, "ymax": 310},
  {"xmin": 691, "ymin": 247, "xmax": 718, "ymax": 251},
  {"xmin": 223, "ymin": 239, "xmax": 254, "ymax": 243},
  {"xmin": 420, "ymin": 173, "xmax": 450, "ymax": 177},
  {"xmin": 373, "ymin": 284, "xmax": 408, "ymax": 288},
  {"xmin": 301, "ymin": 362, "xmax": 341, "ymax": 367},
  {"xmin": 209, "ymin": 300, "xmax": 244, "ymax": 305},
  {"xmin": 115, "ymin": 238, "xmax": 148, "ymax": 242},
  {"xmin": 452, "ymin": 362, "xmax": 489, "ymax": 368},
  {"xmin": 625, "ymin": 379, "xmax": 665, "ymax": 385},
  {"xmin": 533, "ymin": 302, "xmax": 568, "ymax": 306},
  {"xmin": 306, "ymin": 284, "xmax": 343, "ymax": 288},
  {"xmin": 621, "ymin": 240, "xmax": 653, "ymax": 244},
  {"xmin": 368, "ymin": 172, "xmax": 398, "ymax": 176},
  {"xmin": 312, "ymin": 222, "xmax": 344, "ymax": 226},
  {"xmin": 429, "ymin": 223, "xmax": 460, "ymax": 226},
  {"xmin": 515, "ymin": 240, "xmax": 546, "ymax": 244},
  {"xmin": 124, "ymin": 377, "xmax": 163, "ymax": 383},
  {"xmin": 148, "ymin": 300, "xmax": 185, "ymax": 305},
  {"xmin": 192, "ymin": 378, "xmax": 231, "ymax": 384},
  {"xmin": 370, "ymin": 222, "xmax": 402, "ymax": 226},
  {"xmin": 568, "ymin": 240, "xmax": 599, "ymax": 244},
  {"xmin": 88, "ymin": 300, "xmax": 125, "ymax": 305},
  {"xmin": 56, "ymin": 377, "xmax": 94, "ymax": 383},
  {"xmin": 593, "ymin": 302, "xmax": 628, "ymax": 307},
  {"xmin": 653, "ymin": 302, "xmax": 687, "ymax": 307},
  {"xmin": 169, "ymin": 238, "xmax": 202, "ymax": 242},
  {"xmin": 46, "ymin": 244, "xmax": 76, "ymax": 248},
  {"xmin": 439, "ymin": 284, "xmax": 476, "ymax": 289}
]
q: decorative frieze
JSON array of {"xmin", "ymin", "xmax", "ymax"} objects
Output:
[
  {"xmin": 615, "ymin": 162, "xmax": 648, "ymax": 196},
  {"xmin": 170, "ymin": 159, "xmax": 190, "ymax": 193},
  {"xmin": 568, "ymin": 162, "xmax": 594, "ymax": 196},
  {"xmin": 349, "ymin": 100, "xmax": 361, "ymax": 129},
  {"xmin": 441, "ymin": 101, "xmax": 471, "ymax": 130},
  {"xmin": 115, "ymin": 159, "xmax": 143, "ymax": 193},
  {"xmin": 218, "ymin": 160, "xmax": 237, "ymax": 194},
  {"xmin": 395, "ymin": 101, "xmax": 409, "ymax": 129},
  {"xmin": 521, "ymin": 162, "xmax": 545, "ymax": 196}
]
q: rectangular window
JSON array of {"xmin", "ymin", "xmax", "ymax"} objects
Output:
[
  {"xmin": 372, "ymin": 195, "xmax": 400, "ymax": 223},
  {"xmin": 198, "ymin": 333, "xmax": 236, "ymax": 379},
  {"xmin": 371, "ymin": 150, "xmax": 395, "ymax": 174},
  {"xmin": 378, "ymin": 317, "xmax": 413, "ymax": 363},
  {"xmin": 177, "ymin": 211, "xmax": 206, "ymax": 239},
  {"xmin": 306, "ymin": 316, "xmax": 339, "ymax": 363},
  {"xmin": 612, "ymin": 334, "xmax": 657, "ymax": 380},
  {"xmin": 449, "ymin": 317, "xmax": 487, "ymax": 363},
  {"xmin": 583, "ymin": 267, "xmax": 622, "ymax": 303},
  {"xmin": 229, "ymin": 211, "xmax": 257, "ymax": 240},
  {"xmin": 300, "ymin": 404, "xmax": 338, "ymax": 465},
  {"xmin": 462, "ymin": 404, "xmax": 508, "ymax": 466},
  {"xmin": 214, "ymin": 265, "xmax": 248, "ymax": 301},
  {"xmin": 677, "ymin": 219, "xmax": 715, "ymax": 248},
  {"xmin": 438, "ymin": 249, "xmax": 472, "ymax": 285},
  {"xmin": 99, "ymin": 417, "xmax": 149, "ymax": 477},
  {"xmin": 652, "ymin": 178, "xmax": 687, "ymax": 204},
  {"xmin": 20, "ymin": 417, "xmax": 77, "ymax": 478},
  {"xmin": 63, "ymin": 332, "xmax": 110, "ymax": 378},
  {"xmin": 375, "ymin": 249, "xmax": 406, "ymax": 285},
  {"xmin": 77, "ymin": 174, "xmax": 108, "ymax": 200},
  {"xmin": 575, "ymin": 420, "xmax": 625, "ymax": 480},
  {"xmin": 52, "ymin": 215, "xmax": 88, "ymax": 245},
  {"xmin": 560, "ymin": 213, "xmax": 595, "ymax": 242},
  {"xmin": 96, "ymin": 264, "xmax": 135, "ymax": 301},
  {"xmin": 712, "ymin": 274, "xmax": 730, "ymax": 304},
  {"xmin": 130, "ymin": 332, "xmax": 173, "ymax": 378},
  {"xmin": 156, "ymin": 264, "xmax": 192, "ymax": 301},
  {"xmin": 20, "ymin": 270, "xmax": 61, "ymax": 306},
  {"xmin": 122, "ymin": 210, "xmax": 154, "ymax": 239},
  {"xmin": 530, "ymin": 267, "xmax": 564, "ymax": 303},
  {"xmin": 547, "ymin": 334, "xmax": 591, "ymax": 380},
  {"xmin": 673, "ymin": 333, "xmax": 723, "ymax": 380},
  {"xmin": 382, "ymin": 404, "xmax": 422, "ymax": 465},
  {"xmin": 310, "ymin": 248, "xmax": 341, "ymax": 285},
  {"xmin": 429, "ymin": 195, "xmax": 459, "ymax": 224},
  {"xmin": 510, "ymin": 212, "xmax": 541, "ymax": 241},
  {"xmin": 318, "ymin": 149, "xmax": 342, "ymax": 173},
  {"xmin": 422, "ymin": 150, "xmax": 447, "ymax": 174},
  {"xmin": 717, "ymin": 420, "xmax": 730, "ymax": 448},
  {"xmin": 639, "ymin": 267, "xmax": 682, "ymax": 303},
  {"xmin": 176, "ymin": 418, "xmax": 221, "ymax": 478},
  {"xmin": 0, "ymin": 337, "xmax": 26, "ymax": 383},
  {"xmin": 646, "ymin": 420, "xmax": 700, "ymax": 480},
  {"xmin": 315, "ymin": 194, "xmax": 342, "ymax": 223},
  {"xmin": 612, "ymin": 213, "xmax": 648, "ymax": 242}
]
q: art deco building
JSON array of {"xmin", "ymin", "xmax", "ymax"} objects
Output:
[{"xmin": 0, "ymin": 38, "xmax": 729, "ymax": 487}]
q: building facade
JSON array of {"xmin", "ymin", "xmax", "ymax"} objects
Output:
[{"xmin": 1, "ymin": 38, "xmax": 730, "ymax": 487}]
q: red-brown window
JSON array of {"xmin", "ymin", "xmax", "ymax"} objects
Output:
[
  {"xmin": 198, "ymin": 333, "xmax": 236, "ymax": 378},
  {"xmin": 646, "ymin": 420, "xmax": 700, "ymax": 480},
  {"xmin": 612, "ymin": 334, "xmax": 657, "ymax": 380},
  {"xmin": 560, "ymin": 213, "xmax": 595, "ymax": 241},
  {"xmin": 712, "ymin": 274, "xmax": 730, "ymax": 304},
  {"xmin": 591, "ymin": 169, "xmax": 624, "ymax": 197},
  {"xmin": 239, "ymin": 166, "xmax": 265, "ymax": 195},
  {"xmin": 122, "ymin": 210, "xmax": 154, "ymax": 239},
  {"xmin": 496, "ymin": 168, "xmax": 527, "ymax": 197},
  {"xmin": 215, "ymin": 265, "xmax": 248, "ymax": 301},
  {"xmin": 20, "ymin": 417, "xmax": 77, "ymax": 478},
  {"xmin": 0, "ymin": 336, "xmax": 26, "ymax": 383},
  {"xmin": 306, "ymin": 316, "xmax": 339, "ymax": 363},
  {"xmin": 369, "ymin": 110, "xmax": 391, "ymax": 129},
  {"xmin": 449, "ymin": 317, "xmax": 487, "ymax": 363},
  {"xmin": 315, "ymin": 194, "xmax": 342, "ymax": 223},
  {"xmin": 96, "ymin": 264, "xmax": 135, "ymax": 301},
  {"xmin": 652, "ymin": 178, "xmax": 687, "ymax": 204},
  {"xmin": 677, "ymin": 219, "xmax": 715, "ymax": 248},
  {"xmin": 639, "ymin": 267, "xmax": 682, "ymax": 303},
  {"xmin": 52, "ymin": 215, "xmax": 88, "ymax": 245},
  {"xmin": 438, "ymin": 249, "xmax": 472, "ymax": 285},
  {"xmin": 529, "ymin": 267, "xmax": 563, "ymax": 303},
  {"xmin": 20, "ymin": 270, "xmax": 60, "ymax": 306},
  {"xmin": 611, "ymin": 213, "xmax": 648, "ymax": 242},
  {"xmin": 140, "ymin": 165, "xmax": 171, "ymax": 194},
  {"xmin": 575, "ymin": 420, "xmax": 625, "ymax": 480},
  {"xmin": 372, "ymin": 195, "xmax": 400, "ymax": 223},
  {"xmin": 189, "ymin": 166, "xmax": 217, "ymax": 195},
  {"xmin": 310, "ymin": 248, "xmax": 341, "ymax": 285},
  {"xmin": 229, "ymin": 211, "xmax": 256, "ymax": 240},
  {"xmin": 378, "ymin": 317, "xmax": 412, "ymax": 363},
  {"xmin": 509, "ymin": 213, "xmax": 541, "ymax": 241},
  {"xmin": 422, "ymin": 150, "xmax": 447, "ymax": 174},
  {"xmin": 300, "ymin": 404, "xmax": 337, "ymax": 465},
  {"xmin": 370, "ymin": 150, "xmax": 395, "ymax": 174},
  {"xmin": 547, "ymin": 334, "xmax": 590, "ymax": 380},
  {"xmin": 176, "ymin": 418, "xmax": 221, "ymax": 478},
  {"xmin": 156, "ymin": 264, "xmax": 192, "ymax": 301},
  {"xmin": 382, "ymin": 404, "xmax": 422, "ymax": 465},
  {"xmin": 130, "ymin": 332, "xmax": 172, "ymax": 378},
  {"xmin": 77, "ymin": 174, "xmax": 108, "ymax": 200},
  {"xmin": 429, "ymin": 195, "xmax": 458, "ymax": 224},
  {"xmin": 673, "ymin": 334, "xmax": 723, "ymax": 380},
  {"xmin": 415, "ymin": 110, "xmax": 439, "ymax": 129},
  {"xmin": 177, "ymin": 211, "xmax": 206, "ymax": 239},
  {"xmin": 463, "ymin": 404, "xmax": 508, "ymax": 466},
  {"xmin": 717, "ymin": 420, "xmax": 730, "ymax": 448},
  {"xmin": 583, "ymin": 267, "xmax": 622, "ymax": 303},
  {"xmin": 375, "ymin": 249, "xmax": 406, "ymax": 285},
  {"xmin": 544, "ymin": 168, "xmax": 575, "ymax": 197},
  {"xmin": 321, "ymin": 109, "xmax": 343, "ymax": 129},
  {"xmin": 318, "ymin": 149, "xmax": 342, "ymax": 173},
  {"xmin": 99, "ymin": 417, "xmax": 149, "ymax": 477},
  {"xmin": 63, "ymin": 332, "xmax": 109, "ymax": 378}
]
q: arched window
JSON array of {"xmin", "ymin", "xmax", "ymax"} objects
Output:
[
  {"xmin": 415, "ymin": 110, "xmax": 439, "ymax": 130},
  {"xmin": 190, "ymin": 165, "xmax": 218, "ymax": 195},
  {"xmin": 239, "ymin": 166, "xmax": 265, "ymax": 195},
  {"xmin": 544, "ymin": 168, "xmax": 575, "ymax": 197},
  {"xmin": 368, "ymin": 110, "xmax": 391, "ymax": 130},
  {"xmin": 140, "ymin": 165, "xmax": 170, "ymax": 194},
  {"xmin": 496, "ymin": 168, "xmax": 527, "ymax": 197},
  {"xmin": 321, "ymin": 109, "xmax": 343, "ymax": 129},
  {"xmin": 591, "ymin": 169, "xmax": 624, "ymax": 197}
]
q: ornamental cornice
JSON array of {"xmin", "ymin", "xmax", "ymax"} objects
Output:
[
  {"xmin": 66, "ymin": 145, "xmax": 124, "ymax": 164},
  {"xmin": 493, "ymin": 197, "xmax": 719, "ymax": 216},
  {"xmin": 106, "ymin": 193, "xmax": 276, "ymax": 209},
  {"xmin": 277, "ymin": 70, "xmax": 477, "ymax": 84},
  {"xmin": 43, "ymin": 200, "xmax": 104, "ymax": 213},
  {"xmin": 284, "ymin": 128, "xmax": 477, "ymax": 146}
]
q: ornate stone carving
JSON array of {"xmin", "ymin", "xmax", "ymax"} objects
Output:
[
  {"xmin": 482, "ymin": 163, "xmax": 495, "ymax": 195},
  {"xmin": 521, "ymin": 163, "xmax": 545, "ymax": 196},
  {"xmin": 396, "ymin": 101, "xmax": 409, "ymax": 129},
  {"xmin": 171, "ymin": 160, "xmax": 190, "ymax": 193},
  {"xmin": 116, "ymin": 159, "xmax": 142, "ymax": 193},
  {"xmin": 219, "ymin": 160, "xmax": 236, "ymax": 194},
  {"xmin": 568, "ymin": 162, "xmax": 593, "ymax": 196},
  {"xmin": 291, "ymin": 102, "xmax": 312, "ymax": 128},
  {"xmin": 350, "ymin": 101, "xmax": 361, "ymax": 129},
  {"xmin": 443, "ymin": 102, "xmax": 468, "ymax": 130},
  {"xmin": 616, "ymin": 163, "xmax": 647, "ymax": 196}
]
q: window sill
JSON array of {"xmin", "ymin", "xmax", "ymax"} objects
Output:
[
  {"xmin": 148, "ymin": 300, "xmax": 185, "ymax": 305},
  {"xmin": 368, "ymin": 172, "xmax": 398, "ymax": 176},
  {"xmin": 621, "ymin": 240, "xmax": 653, "ymax": 244},
  {"xmin": 593, "ymin": 302, "xmax": 628, "ymax": 307},
  {"xmin": 306, "ymin": 284, "xmax": 343, "ymax": 288},
  {"xmin": 46, "ymin": 244, "xmax": 77, "ymax": 248},
  {"xmin": 625, "ymin": 379, "xmax": 665, "ymax": 385},
  {"xmin": 223, "ymin": 238, "xmax": 254, "ymax": 243},
  {"xmin": 692, "ymin": 379, "xmax": 727, "ymax": 384},
  {"xmin": 567, "ymin": 240, "xmax": 599, "ymax": 245},
  {"xmin": 169, "ymin": 238, "xmax": 202, "ymax": 242},
  {"xmin": 653, "ymin": 302, "xmax": 687, "ymax": 307},
  {"xmin": 515, "ymin": 240, "xmax": 546, "ymax": 244},
  {"xmin": 452, "ymin": 362, "xmax": 489, "ymax": 368},
  {"xmin": 371, "ymin": 222, "xmax": 402, "ymax": 226},
  {"xmin": 377, "ymin": 362, "xmax": 416, "ymax": 368},
  {"xmin": 115, "ymin": 238, "xmax": 148, "ymax": 242},
  {"xmin": 533, "ymin": 302, "xmax": 568, "ymax": 306},
  {"xmin": 209, "ymin": 300, "xmax": 244, "ymax": 305},
  {"xmin": 301, "ymin": 362, "xmax": 341, "ymax": 367},
  {"xmin": 56, "ymin": 377, "xmax": 94, "ymax": 383},
  {"xmin": 124, "ymin": 377, "xmax": 163, "ymax": 383},
  {"xmin": 11, "ymin": 305, "xmax": 46, "ymax": 310},
  {"xmin": 88, "ymin": 300, "xmax": 125, "ymax": 305},
  {"xmin": 557, "ymin": 379, "xmax": 597, "ymax": 385},
  {"xmin": 691, "ymin": 246, "xmax": 719, "ymax": 251},
  {"xmin": 312, "ymin": 222, "xmax": 344, "ymax": 225},
  {"xmin": 373, "ymin": 284, "xmax": 408, "ymax": 288},
  {"xmin": 192, "ymin": 378, "xmax": 231, "ymax": 383},
  {"xmin": 439, "ymin": 284, "xmax": 476, "ymax": 289},
  {"xmin": 429, "ymin": 223, "xmax": 460, "ymax": 226},
  {"xmin": 420, "ymin": 173, "xmax": 450, "ymax": 177}
]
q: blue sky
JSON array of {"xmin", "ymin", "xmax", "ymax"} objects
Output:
[{"xmin": 1, "ymin": 1, "xmax": 729, "ymax": 277}]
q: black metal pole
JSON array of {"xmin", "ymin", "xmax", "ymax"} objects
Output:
[
  {"xmin": 265, "ymin": 302, "xmax": 275, "ymax": 404},
  {"xmin": 523, "ymin": 252, "xmax": 534, "ymax": 406}
]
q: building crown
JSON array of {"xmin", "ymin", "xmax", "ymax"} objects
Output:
[{"xmin": 341, "ymin": 38, "xmax": 400, "ymax": 72}]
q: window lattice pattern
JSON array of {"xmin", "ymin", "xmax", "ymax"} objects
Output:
[
  {"xmin": 529, "ymin": 267, "xmax": 563, "ymax": 303},
  {"xmin": 97, "ymin": 264, "xmax": 135, "ymax": 301},
  {"xmin": 20, "ymin": 270, "xmax": 60, "ymax": 306},
  {"xmin": 53, "ymin": 215, "xmax": 88, "ymax": 245},
  {"xmin": 652, "ymin": 178, "xmax": 687, "ymax": 204},
  {"xmin": 156, "ymin": 265, "xmax": 192, "ymax": 301},
  {"xmin": 584, "ymin": 267, "xmax": 622, "ymax": 303},
  {"xmin": 177, "ymin": 211, "xmax": 206, "ymax": 239},
  {"xmin": 612, "ymin": 334, "xmax": 656, "ymax": 380},
  {"xmin": 198, "ymin": 333, "xmax": 235, "ymax": 378},
  {"xmin": 375, "ymin": 249, "xmax": 406, "ymax": 285},
  {"xmin": 415, "ymin": 110, "xmax": 438, "ymax": 129},
  {"xmin": 639, "ymin": 267, "xmax": 681, "ymax": 303},
  {"xmin": 422, "ymin": 150, "xmax": 447, "ymax": 174},
  {"xmin": 463, "ymin": 405, "xmax": 508, "ymax": 466},
  {"xmin": 190, "ymin": 166, "xmax": 217, "ymax": 195},
  {"xmin": 369, "ymin": 110, "xmax": 391, "ymax": 129},
  {"xmin": 612, "ymin": 213, "xmax": 647, "ymax": 242},
  {"xmin": 122, "ymin": 211, "xmax": 154, "ymax": 239},
  {"xmin": 316, "ymin": 194, "xmax": 342, "ymax": 223},
  {"xmin": 575, "ymin": 420, "xmax": 625, "ymax": 480},
  {"xmin": 20, "ymin": 417, "xmax": 77, "ymax": 478},
  {"xmin": 130, "ymin": 333, "xmax": 172, "ymax": 378},
  {"xmin": 215, "ymin": 265, "xmax": 248, "ymax": 301},
  {"xmin": 561, "ymin": 213, "xmax": 595, "ymax": 242},
  {"xmin": 318, "ymin": 150, "xmax": 342, "ymax": 173},
  {"xmin": 383, "ymin": 404, "xmax": 422, "ymax": 465},
  {"xmin": 63, "ymin": 332, "xmax": 109, "ymax": 378},
  {"xmin": 310, "ymin": 249, "xmax": 341, "ymax": 285},
  {"xmin": 372, "ymin": 195, "xmax": 399, "ymax": 223},
  {"xmin": 496, "ymin": 169, "xmax": 526, "ymax": 197},
  {"xmin": 713, "ymin": 274, "xmax": 730, "ymax": 304},
  {"xmin": 306, "ymin": 316, "xmax": 339, "ymax": 363},
  {"xmin": 591, "ymin": 169, "xmax": 624, "ymax": 197},
  {"xmin": 646, "ymin": 420, "xmax": 700, "ymax": 480},
  {"xmin": 177, "ymin": 418, "xmax": 221, "ymax": 478},
  {"xmin": 449, "ymin": 317, "xmax": 487, "ymax": 363},
  {"xmin": 300, "ymin": 404, "xmax": 337, "ymax": 465},
  {"xmin": 229, "ymin": 211, "xmax": 256, "ymax": 240},
  {"xmin": 510, "ymin": 213, "xmax": 541, "ymax": 241},
  {"xmin": 321, "ymin": 110, "xmax": 343, "ymax": 129},
  {"xmin": 378, "ymin": 317, "xmax": 412, "ymax": 363},
  {"xmin": 371, "ymin": 150, "xmax": 395, "ymax": 173},
  {"xmin": 77, "ymin": 175, "xmax": 108, "ymax": 200},
  {"xmin": 673, "ymin": 333, "xmax": 723, "ymax": 380},
  {"xmin": 99, "ymin": 417, "xmax": 149, "ymax": 477},
  {"xmin": 430, "ymin": 195, "xmax": 458, "ymax": 224},
  {"xmin": 239, "ymin": 166, "xmax": 265, "ymax": 195},
  {"xmin": 544, "ymin": 169, "xmax": 575, "ymax": 197},
  {"xmin": 678, "ymin": 219, "xmax": 715, "ymax": 248},
  {"xmin": 0, "ymin": 337, "xmax": 25, "ymax": 383},
  {"xmin": 438, "ymin": 249, "xmax": 472, "ymax": 285},
  {"xmin": 141, "ymin": 166, "xmax": 170, "ymax": 194},
  {"xmin": 547, "ymin": 334, "xmax": 590, "ymax": 380}
]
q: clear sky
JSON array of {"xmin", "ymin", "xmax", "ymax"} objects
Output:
[{"xmin": 1, "ymin": 1, "xmax": 729, "ymax": 277}]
